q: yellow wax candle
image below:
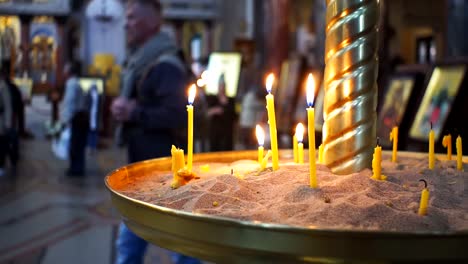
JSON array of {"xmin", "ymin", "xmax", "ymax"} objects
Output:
[
  {"xmin": 296, "ymin": 123, "xmax": 305, "ymax": 164},
  {"xmin": 171, "ymin": 146, "xmax": 176, "ymax": 180},
  {"xmin": 390, "ymin": 126, "xmax": 398, "ymax": 162},
  {"xmin": 187, "ymin": 84, "xmax": 196, "ymax": 172},
  {"xmin": 298, "ymin": 143, "xmax": 304, "ymax": 164},
  {"xmin": 429, "ymin": 128, "xmax": 435, "ymax": 170},
  {"xmin": 258, "ymin": 146, "xmax": 264, "ymax": 164},
  {"xmin": 293, "ymin": 135, "xmax": 298, "ymax": 163},
  {"xmin": 171, "ymin": 145, "xmax": 185, "ymax": 188},
  {"xmin": 318, "ymin": 144, "xmax": 324, "ymax": 164},
  {"xmin": 260, "ymin": 150, "xmax": 272, "ymax": 171},
  {"xmin": 371, "ymin": 143, "xmax": 386, "ymax": 181},
  {"xmin": 457, "ymin": 135, "xmax": 463, "ymax": 171},
  {"xmin": 265, "ymin": 73, "xmax": 279, "ymax": 170},
  {"xmin": 442, "ymin": 134, "xmax": 452, "ymax": 160},
  {"xmin": 256, "ymin": 125, "xmax": 265, "ymax": 164},
  {"xmin": 418, "ymin": 179, "xmax": 430, "ymax": 216},
  {"xmin": 306, "ymin": 74, "xmax": 317, "ymax": 188}
]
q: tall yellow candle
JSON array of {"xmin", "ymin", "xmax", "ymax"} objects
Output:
[
  {"xmin": 318, "ymin": 144, "xmax": 324, "ymax": 164},
  {"xmin": 306, "ymin": 74, "xmax": 317, "ymax": 188},
  {"xmin": 296, "ymin": 123, "xmax": 305, "ymax": 164},
  {"xmin": 293, "ymin": 135, "xmax": 298, "ymax": 163},
  {"xmin": 265, "ymin": 73, "xmax": 279, "ymax": 170},
  {"xmin": 457, "ymin": 135, "xmax": 463, "ymax": 171},
  {"xmin": 390, "ymin": 126, "xmax": 398, "ymax": 162},
  {"xmin": 442, "ymin": 134, "xmax": 452, "ymax": 160},
  {"xmin": 256, "ymin": 125, "xmax": 265, "ymax": 164},
  {"xmin": 371, "ymin": 141, "xmax": 386, "ymax": 181},
  {"xmin": 429, "ymin": 125, "xmax": 435, "ymax": 170},
  {"xmin": 187, "ymin": 84, "xmax": 196, "ymax": 172},
  {"xmin": 418, "ymin": 179, "xmax": 430, "ymax": 216}
]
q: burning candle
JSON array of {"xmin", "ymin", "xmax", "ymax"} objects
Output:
[
  {"xmin": 457, "ymin": 135, "xmax": 463, "ymax": 171},
  {"xmin": 187, "ymin": 84, "xmax": 196, "ymax": 172},
  {"xmin": 442, "ymin": 134, "xmax": 452, "ymax": 160},
  {"xmin": 296, "ymin": 123, "xmax": 305, "ymax": 164},
  {"xmin": 306, "ymin": 73, "xmax": 317, "ymax": 188},
  {"xmin": 429, "ymin": 123, "xmax": 435, "ymax": 170},
  {"xmin": 260, "ymin": 150, "xmax": 272, "ymax": 171},
  {"xmin": 418, "ymin": 179, "xmax": 430, "ymax": 216},
  {"xmin": 390, "ymin": 126, "xmax": 398, "ymax": 162},
  {"xmin": 265, "ymin": 73, "xmax": 279, "ymax": 170},
  {"xmin": 371, "ymin": 139, "xmax": 386, "ymax": 181},
  {"xmin": 256, "ymin": 125, "xmax": 265, "ymax": 164}
]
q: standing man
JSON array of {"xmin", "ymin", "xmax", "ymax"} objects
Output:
[
  {"xmin": 1, "ymin": 61, "xmax": 21, "ymax": 173},
  {"xmin": 0, "ymin": 66, "xmax": 12, "ymax": 177},
  {"xmin": 111, "ymin": 1, "xmax": 195, "ymax": 263},
  {"xmin": 62, "ymin": 61, "xmax": 89, "ymax": 177}
]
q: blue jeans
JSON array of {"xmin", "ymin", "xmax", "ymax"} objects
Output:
[
  {"xmin": 87, "ymin": 129, "xmax": 98, "ymax": 149},
  {"xmin": 115, "ymin": 223, "xmax": 202, "ymax": 264}
]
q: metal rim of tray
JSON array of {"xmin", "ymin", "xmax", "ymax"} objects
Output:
[{"xmin": 106, "ymin": 150, "xmax": 468, "ymax": 263}]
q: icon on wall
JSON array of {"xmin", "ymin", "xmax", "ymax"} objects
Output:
[
  {"xmin": 205, "ymin": 52, "xmax": 242, "ymax": 98},
  {"xmin": 377, "ymin": 76, "xmax": 415, "ymax": 146},
  {"xmin": 409, "ymin": 65, "xmax": 466, "ymax": 141}
]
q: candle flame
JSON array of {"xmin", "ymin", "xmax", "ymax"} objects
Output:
[
  {"xmin": 256, "ymin": 124, "xmax": 265, "ymax": 146},
  {"xmin": 306, "ymin": 73, "xmax": 315, "ymax": 107},
  {"xmin": 265, "ymin": 73, "xmax": 275, "ymax": 93},
  {"xmin": 295, "ymin": 123, "xmax": 305, "ymax": 142},
  {"xmin": 188, "ymin": 84, "xmax": 197, "ymax": 104}
]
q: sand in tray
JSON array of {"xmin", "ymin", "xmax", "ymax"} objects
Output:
[{"xmin": 120, "ymin": 154, "xmax": 468, "ymax": 232}]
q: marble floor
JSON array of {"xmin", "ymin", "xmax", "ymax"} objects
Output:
[{"xmin": 0, "ymin": 96, "xmax": 175, "ymax": 264}]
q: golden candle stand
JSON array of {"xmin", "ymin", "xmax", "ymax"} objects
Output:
[{"xmin": 106, "ymin": 150, "xmax": 468, "ymax": 263}]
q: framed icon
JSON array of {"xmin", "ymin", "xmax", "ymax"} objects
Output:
[
  {"xmin": 377, "ymin": 76, "xmax": 415, "ymax": 146},
  {"xmin": 205, "ymin": 52, "xmax": 242, "ymax": 98},
  {"xmin": 277, "ymin": 56, "xmax": 302, "ymax": 130},
  {"xmin": 409, "ymin": 65, "xmax": 466, "ymax": 141}
]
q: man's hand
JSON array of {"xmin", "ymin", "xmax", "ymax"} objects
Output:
[{"xmin": 111, "ymin": 97, "xmax": 137, "ymax": 122}]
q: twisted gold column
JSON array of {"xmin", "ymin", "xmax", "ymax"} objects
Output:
[{"xmin": 323, "ymin": 0, "xmax": 379, "ymax": 174}]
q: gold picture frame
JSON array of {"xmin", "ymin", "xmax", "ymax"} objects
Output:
[{"xmin": 409, "ymin": 65, "xmax": 466, "ymax": 141}]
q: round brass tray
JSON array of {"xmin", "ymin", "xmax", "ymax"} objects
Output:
[{"xmin": 106, "ymin": 150, "xmax": 468, "ymax": 263}]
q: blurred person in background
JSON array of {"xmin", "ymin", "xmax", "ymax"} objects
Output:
[
  {"xmin": 206, "ymin": 73, "xmax": 237, "ymax": 151},
  {"xmin": 111, "ymin": 0, "xmax": 199, "ymax": 263},
  {"xmin": 0, "ymin": 64, "xmax": 12, "ymax": 177},
  {"xmin": 1, "ymin": 61, "xmax": 20, "ymax": 174},
  {"xmin": 193, "ymin": 58, "xmax": 209, "ymax": 153},
  {"xmin": 62, "ymin": 61, "xmax": 89, "ymax": 177}
]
